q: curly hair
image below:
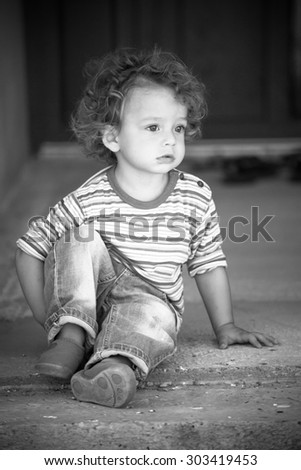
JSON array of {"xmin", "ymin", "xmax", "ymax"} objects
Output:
[{"xmin": 71, "ymin": 48, "xmax": 207, "ymax": 162}]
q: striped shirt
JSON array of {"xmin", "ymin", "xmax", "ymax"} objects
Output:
[{"xmin": 16, "ymin": 166, "xmax": 227, "ymax": 317}]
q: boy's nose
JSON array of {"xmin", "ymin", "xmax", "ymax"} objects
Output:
[{"xmin": 163, "ymin": 131, "xmax": 176, "ymax": 146}]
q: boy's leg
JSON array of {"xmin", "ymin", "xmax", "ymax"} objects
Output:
[
  {"xmin": 71, "ymin": 268, "xmax": 179, "ymax": 407},
  {"xmin": 36, "ymin": 224, "xmax": 116, "ymax": 379}
]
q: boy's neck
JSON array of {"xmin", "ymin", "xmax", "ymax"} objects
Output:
[{"xmin": 114, "ymin": 165, "xmax": 170, "ymax": 202}]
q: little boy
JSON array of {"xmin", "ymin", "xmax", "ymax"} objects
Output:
[{"xmin": 16, "ymin": 48, "xmax": 277, "ymax": 408}]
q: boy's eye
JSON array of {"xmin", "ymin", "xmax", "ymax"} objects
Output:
[
  {"xmin": 146, "ymin": 125, "xmax": 159, "ymax": 132},
  {"xmin": 175, "ymin": 125, "xmax": 186, "ymax": 133}
]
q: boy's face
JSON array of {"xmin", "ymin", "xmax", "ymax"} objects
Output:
[{"xmin": 114, "ymin": 85, "xmax": 187, "ymax": 175}]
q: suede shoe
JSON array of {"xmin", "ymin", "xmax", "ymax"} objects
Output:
[
  {"xmin": 71, "ymin": 357, "xmax": 137, "ymax": 408},
  {"xmin": 35, "ymin": 338, "xmax": 85, "ymax": 380}
]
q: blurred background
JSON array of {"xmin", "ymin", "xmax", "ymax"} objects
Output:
[{"xmin": 1, "ymin": 0, "xmax": 301, "ymax": 203}]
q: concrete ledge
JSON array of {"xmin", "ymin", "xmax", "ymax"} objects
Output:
[{"xmin": 186, "ymin": 138, "xmax": 301, "ymax": 160}]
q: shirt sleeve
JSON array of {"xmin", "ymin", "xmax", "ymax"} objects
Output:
[
  {"xmin": 16, "ymin": 192, "xmax": 85, "ymax": 261},
  {"xmin": 187, "ymin": 195, "xmax": 227, "ymax": 277}
]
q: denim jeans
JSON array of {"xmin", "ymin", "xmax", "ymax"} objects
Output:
[{"xmin": 43, "ymin": 224, "xmax": 179, "ymax": 377}]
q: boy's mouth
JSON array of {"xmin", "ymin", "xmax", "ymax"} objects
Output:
[{"xmin": 157, "ymin": 155, "xmax": 175, "ymax": 163}]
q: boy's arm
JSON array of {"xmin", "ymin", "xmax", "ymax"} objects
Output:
[
  {"xmin": 195, "ymin": 266, "xmax": 278, "ymax": 349},
  {"xmin": 15, "ymin": 248, "xmax": 46, "ymax": 327}
]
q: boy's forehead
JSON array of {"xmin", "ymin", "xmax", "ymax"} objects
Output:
[{"xmin": 123, "ymin": 85, "xmax": 188, "ymax": 117}]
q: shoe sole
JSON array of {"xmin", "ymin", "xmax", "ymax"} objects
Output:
[{"xmin": 71, "ymin": 362, "xmax": 137, "ymax": 408}]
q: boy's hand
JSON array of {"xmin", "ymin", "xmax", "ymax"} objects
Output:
[{"xmin": 216, "ymin": 322, "xmax": 278, "ymax": 349}]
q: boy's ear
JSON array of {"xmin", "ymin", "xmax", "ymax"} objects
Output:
[{"xmin": 102, "ymin": 126, "xmax": 120, "ymax": 153}]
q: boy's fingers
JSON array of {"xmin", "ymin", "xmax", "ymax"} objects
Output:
[
  {"xmin": 260, "ymin": 338, "xmax": 275, "ymax": 347},
  {"xmin": 248, "ymin": 334, "xmax": 262, "ymax": 348},
  {"xmin": 217, "ymin": 331, "xmax": 279, "ymax": 349},
  {"xmin": 253, "ymin": 333, "xmax": 279, "ymax": 347},
  {"xmin": 266, "ymin": 335, "xmax": 280, "ymax": 345},
  {"xmin": 218, "ymin": 335, "xmax": 229, "ymax": 349}
]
